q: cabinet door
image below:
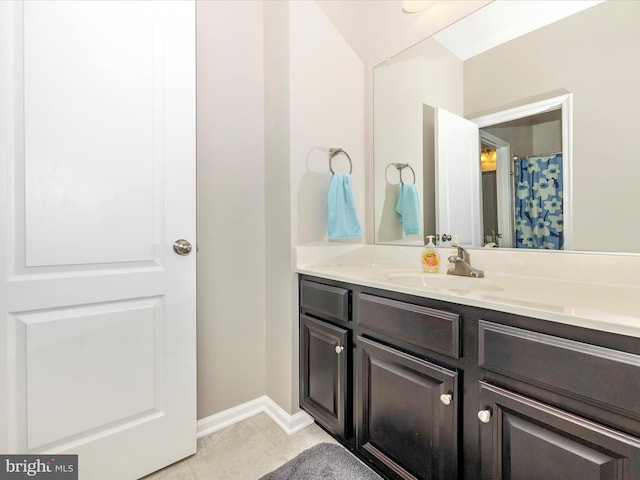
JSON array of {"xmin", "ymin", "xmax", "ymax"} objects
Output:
[
  {"xmin": 357, "ymin": 336, "xmax": 458, "ymax": 480},
  {"xmin": 300, "ymin": 314, "xmax": 349, "ymax": 438},
  {"xmin": 479, "ymin": 382, "xmax": 640, "ymax": 480}
]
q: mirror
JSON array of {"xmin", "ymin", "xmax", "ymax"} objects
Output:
[{"xmin": 373, "ymin": 0, "xmax": 640, "ymax": 253}]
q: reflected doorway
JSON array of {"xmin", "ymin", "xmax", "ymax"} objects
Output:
[{"xmin": 475, "ymin": 100, "xmax": 567, "ymax": 249}]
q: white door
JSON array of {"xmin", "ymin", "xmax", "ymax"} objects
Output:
[
  {"xmin": 0, "ymin": 2, "xmax": 196, "ymax": 479},
  {"xmin": 435, "ymin": 107, "xmax": 482, "ymax": 247}
]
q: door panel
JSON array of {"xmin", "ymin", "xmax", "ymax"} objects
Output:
[
  {"xmin": 23, "ymin": 1, "xmax": 157, "ymax": 267},
  {"xmin": 300, "ymin": 315, "xmax": 349, "ymax": 438},
  {"xmin": 479, "ymin": 382, "xmax": 640, "ymax": 480},
  {"xmin": 22, "ymin": 298, "xmax": 161, "ymax": 450},
  {"xmin": 435, "ymin": 107, "xmax": 482, "ymax": 247},
  {"xmin": 0, "ymin": 1, "xmax": 196, "ymax": 478},
  {"xmin": 357, "ymin": 337, "xmax": 458, "ymax": 480}
]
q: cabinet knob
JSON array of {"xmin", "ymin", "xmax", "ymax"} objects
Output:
[
  {"xmin": 440, "ymin": 394, "xmax": 453, "ymax": 406},
  {"xmin": 335, "ymin": 345, "xmax": 344, "ymax": 354},
  {"xmin": 478, "ymin": 410, "xmax": 492, "ymax": 424}
]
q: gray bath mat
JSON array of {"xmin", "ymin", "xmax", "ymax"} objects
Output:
[{"xmin": 259, "ymin": 443, "xmax": 382, "ymax": 480}]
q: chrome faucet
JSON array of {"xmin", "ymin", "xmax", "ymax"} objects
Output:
[{"xmin": 447, "ymin": 246, "xmax": 484, "ymax": 278}]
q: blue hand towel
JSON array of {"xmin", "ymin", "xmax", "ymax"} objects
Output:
[
  {"xmin": 328, "ymin": 173, "xmax": 362, "ymax": 239},
  {"xmin": 395, "ymin": 183, "xmax": 421, "ymax": 236}
]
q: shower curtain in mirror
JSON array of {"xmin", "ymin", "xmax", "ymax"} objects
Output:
[{"xmin": 514, "ymin": 154, "xmax": 563, "ymax": 249}]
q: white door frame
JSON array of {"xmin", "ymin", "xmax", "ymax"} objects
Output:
[
  {"xmin": 480, "ymin": 131, "xmax": 513, "ymax": 248},
  {"xmin": 471, "ymin": 94, "xmax": 573, "ymax": 250}
]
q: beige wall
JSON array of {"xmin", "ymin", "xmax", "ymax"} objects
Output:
[
  {"xmin": 196, "ymin": 0, "xmax": 602, "ymax": 421},
  {"xmin": 289, "ymin": 0, "xmax": 366, "ymax": 246},
  {"xmin": 464, "ymin": 1, "xmax": 640, "ymax": 252},
  {"xmin": 196, "ymin": 0, "xmax": 267, "ymax": 418},
  {"xmin": 373, "ymin": 38, "xmax": 462, "ymax": 243},
  {"xmin": 484, "ymin": 115, "xmax": 562, "ymax": 160},
  {"xmin": 266, "ymin": 0, "xmax": 367, "ymax": 414},
  {"xmin": 197, "ymin": 0, "xmax": 368, "ymax": 419},
  {"xmin": 366, "ymin": 0, "xmax": 489, "ymax": 241},
  {"xmin": 263, "ymin": 0, "xmax": 295, "ymax": 415}
]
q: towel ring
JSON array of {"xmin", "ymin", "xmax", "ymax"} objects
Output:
[
  {"xmin": 385, "ymin": 163, "xmax": 416, "ymax": 184},
  {"xmin": 329, "ymin": 148, "xmax": 353, "ymax": 174},
  {"xmin": 399, "ymin": 164, "xmax": 416, "ymax": 184}
]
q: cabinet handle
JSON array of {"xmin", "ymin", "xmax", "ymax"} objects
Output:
[
  {"xmin": 335, "ymin": 345, "xmax": 344, "ymax": 354},
  {"xmin": 478, "ymin": 410, "xmax": 492, "ymax": 424},
  {"xmin": 440, "ymin": 394, "xmax": 453, "ymax": 406}
]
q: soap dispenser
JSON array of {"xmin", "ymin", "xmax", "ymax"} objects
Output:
[{"xmin": 422, "ymin": 235, "xmax": 440, "ymax": 273}]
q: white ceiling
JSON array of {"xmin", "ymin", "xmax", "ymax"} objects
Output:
[{"xmin": 432, "ymin": 0, "xmax": 603, "ymax": 60}]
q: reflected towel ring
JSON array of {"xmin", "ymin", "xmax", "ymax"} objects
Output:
[
  {"xmin": 384, "ymin": 164, "xmax": 397, "ymax": 184},
  {"xmin": 399, "ymin": 164, "xmax": 416, "ymax": 184},
  {"xmin": 329, "ymin": 148, "xmax": 353, "ymax": 174},
  {"xmin": 386, "ymin": 163, "xmax": 416, "ymax": 184}
]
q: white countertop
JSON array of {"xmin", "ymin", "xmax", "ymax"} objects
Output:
[{"xmin": 295, "ymin": 245, "xmax": 640, "ymax": 338}]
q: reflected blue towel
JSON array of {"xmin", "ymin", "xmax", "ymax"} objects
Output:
[
  {"xmin": 328, "ymin": 173, "xmax": 361, "ymax": 239},
  {"xmin": 395, "ymin": 183, "xmax": 421, "ymax": 236}
]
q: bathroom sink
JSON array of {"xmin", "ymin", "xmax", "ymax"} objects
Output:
[{"xmin": 385, "ymin": 272, "xmax": 503, "ymax": 292}]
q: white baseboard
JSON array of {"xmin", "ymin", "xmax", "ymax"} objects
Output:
[{"xmin": 196, "ymin": 395, "xmax": 314, "ymax": 438}]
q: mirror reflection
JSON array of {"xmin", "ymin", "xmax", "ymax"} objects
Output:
[
  {"xmin": 480, "ymin": 108, "xmax": 563, "ymax": 249},
  {"xmin": 373, "ymin": 0, "xmax": 640, "ymax": 253}
]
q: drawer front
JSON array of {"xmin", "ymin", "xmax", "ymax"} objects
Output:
[
  {"xmin": 356, "ymin": 293, "xmax": 460, "ymax": 359},
  {"xmin": 479, "ymin": 321, "xmax": 640, "ymax": 420},
  {"xmin": 300, "ymin": 279, "xmax": 350, "ymax": 322}
]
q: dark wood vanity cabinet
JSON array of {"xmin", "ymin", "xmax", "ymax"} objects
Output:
[
  {"xmin": 298, "ymin": 275, "xmax": 640, "ymax": 480},
  {"xmin": 300, "ymin": 276, "xmax": 463, "ymax": 479}
]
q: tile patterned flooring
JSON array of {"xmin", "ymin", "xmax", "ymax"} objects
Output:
[{"xmin": 142, "ymin": 413, "xmax": 338, "ymax": 479}]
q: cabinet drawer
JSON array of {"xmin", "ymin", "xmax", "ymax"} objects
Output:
[
  {"xmin": 479, "ymin": 321, "xmax": 640, "ymax": 420},
  {"xmin": 300, "ymin": 279, "xmax": 350, "ymax": 322},
  {"xmin": 356, "ymin": 293, "xmax": 460, "ymax": 359}
]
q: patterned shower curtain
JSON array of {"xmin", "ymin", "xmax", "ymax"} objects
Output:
[{"xmin": 514, "ymin": 153, "xmax": 563, "ymax": 249}]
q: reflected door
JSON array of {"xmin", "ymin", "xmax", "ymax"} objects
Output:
[
  {"xmin": 435, "ymin": 108, "xmax": 482, "ymax": 247},
  {"xmin": 0, "ymin": 1, "xmax": 196, "ymax": 478}
]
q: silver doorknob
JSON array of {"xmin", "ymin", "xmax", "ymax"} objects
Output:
[
  {"xmin": 335, "ymin": 345, "xmax": 344, "ymax": 354},
  {"xmin": 440, "ymin": 394, "xmax": 453, "ymax": 406},
  {"xmin": 173, "ymin": 239, "xmax": 192, "ymax": 256},
  {"xmin": 478, "ymin": 410, "xmax": 492, "ymax": 424}
]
